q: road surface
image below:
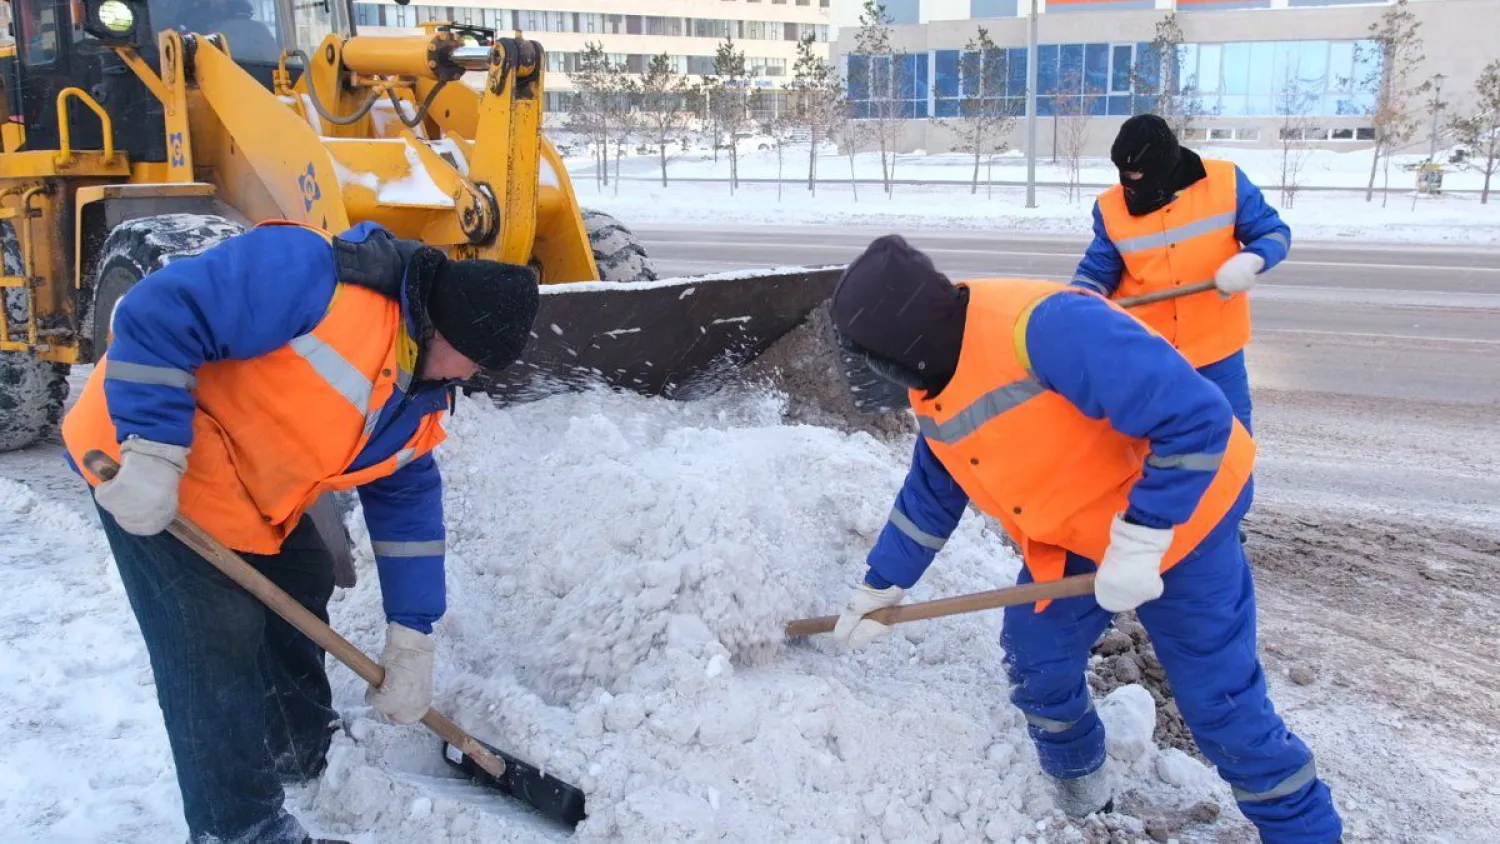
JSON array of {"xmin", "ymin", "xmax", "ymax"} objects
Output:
[{"xmin": 641, "ymin": 224, "xmax": 1500, "ymax": 529}]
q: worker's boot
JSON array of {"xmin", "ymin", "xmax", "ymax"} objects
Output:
[{"xmin": 1051, "ymin": 764, "xmax": 1114, "ymax": 818}]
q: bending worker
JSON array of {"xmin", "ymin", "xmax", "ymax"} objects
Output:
[
  {"xmin": 828, "ymin": 235, "xmax": 1341, "ymax": 843},
  {"xmin": 61, "ymin": 221, "xmax": 540, "ymax": 844},
  {"xmin": 1072, "ymin": 114, "xmax": 1290, "ymax": 433}
]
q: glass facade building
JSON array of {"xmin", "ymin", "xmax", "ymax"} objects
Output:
[{"xmin": 848, "ymin": 38, "xmax": 1380, "ymax": 122}]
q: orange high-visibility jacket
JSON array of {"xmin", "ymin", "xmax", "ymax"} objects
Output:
[
  {"xmin": 62, "ymin": 223, "xmax": 448, "ymax": 555},
  {"xmin": 907, "ymin": 278, "xmax": 1255, "ymax": 606},
  {"xmin": 1097, "ymin": 158, "xmax": 1248, "ymax": 368}
]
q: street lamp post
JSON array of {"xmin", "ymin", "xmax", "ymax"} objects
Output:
[{"xmin": 1427, "ymin": 72, "xmax": 1447, "ymax": 164}]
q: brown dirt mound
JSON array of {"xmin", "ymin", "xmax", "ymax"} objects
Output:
[
  {"xmin": 1087, "ymin": 614, "xmax": 1204, "ymax": 761},
  {"xmin": 735, "ymin": 306, "xmax": 916, "ymax": 442}
]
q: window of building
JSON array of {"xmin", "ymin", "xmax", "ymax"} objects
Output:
[
  {"xmin": 687, "ymin": 55, "xmax": 717, "ymax": 75},
  {"xmin": 847, "ymin": 53, "xmax": 929, "ymax": 119},
  {"xmin": 755, "ymin": 57, "xmax": 788, "ymax": 77},
  {"xmin": 644, "ymin": 16, "xmax": 683, "ymax": 36}
]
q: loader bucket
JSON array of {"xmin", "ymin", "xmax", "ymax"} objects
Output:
[{"xmin": 471, "ymin": 265, "xmax": 850, "ymax": 403}]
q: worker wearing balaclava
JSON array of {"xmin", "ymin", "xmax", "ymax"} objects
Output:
[{"xmin": 1068, "ymin": 114, "xmax": 1292, "ymax": 444}]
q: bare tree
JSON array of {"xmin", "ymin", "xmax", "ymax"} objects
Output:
[
  {"xmin": 851, "ymin": 0, "xmax": 910, "ymax": 196},
  {"xmin": 1050, "ymin": 71, "xmax": 1093, "ymax": 203},
  {"xmin": 1449, "ymin": 60, "xmax": 1500, "ymax": 204},
  {"xmin": 637, "ymin": 53, "xmax": 695, "ymax": 187},
  {"xmin": 1358, "ymin": 0, "xmax": 1429, "ymax": 206},
  {"xmin": 786, "ymin": 32, "xmax": 845, "ymax": 196},
  {"xmin": 711, "ymin": 36, "xmax": 755, "ymax": 192},
  {"xmin": 605, "ymin": 77, "xmax": 640, "ymax": 195},
  {"xmin": 1276, "ymin": 71, "xmax": 1322, "ymax": 209},
  {"xmin": 832, "ymin": 110, "xmax": 865, "ymax": 202},
  {"xmin": 1133, "ymin": 14, "xmax": 1208, "ymax": 139},
  {"xmin": 569, "ymin": 42, "xmax": 616, "ymax": 188},
  {"xmin": 934, "ymin": 27, "xmax": 1018, "ymax": 195}
]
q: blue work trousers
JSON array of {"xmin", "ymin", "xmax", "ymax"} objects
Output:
[
  {"xmin": 97, "ymin": 504, "xmax": 339, "ymax": 844},
  {"xmin": 999, "ymin": 493, "xmax": 1342, "ymax": 843}
]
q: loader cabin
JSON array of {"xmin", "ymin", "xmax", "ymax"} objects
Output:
[{"xmin": 0, "ymin": 0, "xmax": 358, "ymax": 160}]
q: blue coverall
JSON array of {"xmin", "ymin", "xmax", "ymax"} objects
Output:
[{"xmin": 862, "ymin": 291, "xmax": 1341, "ymax": 843}]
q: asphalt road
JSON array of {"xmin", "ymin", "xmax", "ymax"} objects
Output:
[{"xmin": 638, "ymin": 224, "xmax": 1500, "ymax": 527}]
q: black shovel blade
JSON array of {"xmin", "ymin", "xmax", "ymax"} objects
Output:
[{"xmin": 441, "ymin": 738, "xmax": 587, "ymax": 829}]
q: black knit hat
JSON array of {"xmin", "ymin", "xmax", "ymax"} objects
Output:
[
  {"xmin": 425, "ymin": 257, "xmax": 540, "ymax": 373},
  {"xmin": 829, "ymin": 234, "xmax": 966, "ymax": 393}
]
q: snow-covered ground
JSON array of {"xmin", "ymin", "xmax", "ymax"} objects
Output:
[
  {"xmin": 562, "ymin": 144, "xmax": 1500, "ymax": 245},
  {"xmin": 2, "ymin": 384, "xmax": 1257, "ymax": 843}
]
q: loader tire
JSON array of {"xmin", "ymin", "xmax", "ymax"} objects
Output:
[
  {"xmin": 582, "ymin": 209, "xmax": 658, "ymax": 282},
  {"xmin": 0, "ymin": 222, "xmax": 70, "ymax": 453},
  {"xmin": 88, "ymin": 214, "xmax": 246, "ymax": 356}
]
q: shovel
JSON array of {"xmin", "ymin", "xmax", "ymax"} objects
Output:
[
  {"xmin": 82, "ymin": 451, "xmax": 587, "ymax": 829},
  {"xmin": 785, "ymin": 573, "xmax": 1097, "ymax": 638},
  {"xmin": 1117, "ymin": 280, "xmax": 1217, "ymax": 308}
]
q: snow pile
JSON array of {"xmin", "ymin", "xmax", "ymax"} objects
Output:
[
  {"xmin": 0, "ymin": 478, "xmax": 179, "ymax": 842},
  {"xmin": 0, "ymin": 387, "xmax": 1244, "ymax": 842},
  {"xmin": 310, "ymin": 389, "xmax": 1244, "ymax": 841}
]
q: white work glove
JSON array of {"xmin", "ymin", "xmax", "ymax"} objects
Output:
[
  {"xmin": 366, "ymin": 622, "xmax": 436, "ymax": 725},
  {"xmin": 1094, "ymin": 515, "xmax": 1173, "ymax": 613},
  {"xmin": 94, "ymin": 437, "xmax": 189, "ymax": 535},
  {"xmin": 831, "ymin": 582, "xmax": 906, "ymax": 649},
  {"xmin": 1214, "ymin": 251, "xmax": 1265, "ymax": 297}
]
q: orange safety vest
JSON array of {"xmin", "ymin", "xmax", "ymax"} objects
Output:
[
  {"xmin": 908, "ymin": 278, "xmax": 1255, "ymax": 610},
  {"xmin": 62, "ymin": 221, "xmax": 448, "ymax": 554},
  {"xmin": 1096, "ymin": 158, "xmax": 1248, "ymax": 369}
]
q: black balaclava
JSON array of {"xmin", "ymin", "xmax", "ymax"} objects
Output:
[
  {"xmin": 416, "ymin": 249, "xmax": 541, "ymax": 375},
  {"xmin": 1110, "ymin": 114, "xmax": 1207, "ymax": 216},
  {"xmin": 829, "ymin": 234, "xmax": 967, "ymax": 397}
]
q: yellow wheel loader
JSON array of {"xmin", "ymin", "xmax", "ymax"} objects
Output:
[{"xmin": 0, "ymin": 0, "xmax": 878, "ymax": 455}]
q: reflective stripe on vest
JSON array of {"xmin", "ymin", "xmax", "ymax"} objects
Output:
[
  {"xmin": 906, "ymin": 277, "xmax": 1255, "ymax": 609},
  {"xmin": 1097, "ymin": 159, "xmax": 1249, "ymax": 369},
  {"xmin": 915, "ymin": 377, "xmax": 1047, "ymax": 445},
  {"xmin": 1112, "ymin": 210, "xmax": 1237, "ymax": 256}
]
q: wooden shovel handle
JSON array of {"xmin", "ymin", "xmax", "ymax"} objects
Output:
[
  {"xmin": 83, "ymin": 450, "xmax": 505, "ymax": 780},
  {"xmin": 784, "ymin": 573, "xmax": 1096, "ymax": 638},
  {"xmin": 1117, "ymin": 279, "xmax": 1218, "ymax": 308}
]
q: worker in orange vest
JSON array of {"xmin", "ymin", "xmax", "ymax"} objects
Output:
[
  {"xmin": 61, "ymin": 221, "xmax": 539, "ymax": 844},
  {"xmin": 1072, "ymin": 114, "xmax": 1291, "ymax": 436},
  {"xmin": 828, "ymin": 236, "xmax": 1341, "ymax": 843}
]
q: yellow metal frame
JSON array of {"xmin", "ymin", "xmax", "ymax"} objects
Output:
[
  {"xmin": 0, "ymin": 22, "xmax": 613, "ymax": 365},
  {"xmin": 54, "ymin": 88, "xmax": 118, "ymax": 170}
]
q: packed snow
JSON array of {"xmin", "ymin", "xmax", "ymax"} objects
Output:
[
  {"xmin": 0, "ymin": 385, "xmax": 1248, "ymax": 842},
  {"xmin": 561, "ymin": 143, "xmax": 1500, "ymax": 245}
]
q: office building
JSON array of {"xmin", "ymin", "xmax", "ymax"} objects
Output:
[
  {"xmin": 353, "ymin": 1, "xmax": 834, "ymax": 121},
  {"xmin": 830, "ymin": 0, "xmax": 1492, "ymax": 153}
]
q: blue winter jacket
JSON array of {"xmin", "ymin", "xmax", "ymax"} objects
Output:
[
  {"xmin": 864, "ymin": 290, "xmax": 1235, "ymax": 590},
  {"xmin": 1071, "ymin": 165, "xmax": 1292, "ymax": 297},
  {"xmin": 73, "ymin": 221, "xmax": 452, "ymax": 633}
]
